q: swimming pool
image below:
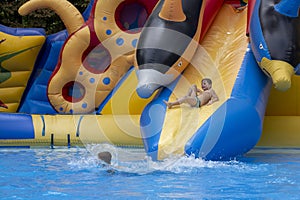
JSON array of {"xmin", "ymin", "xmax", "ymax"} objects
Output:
[{"xmin": 1, "ymin": 144, "xmax": 300, "ymax": 199}]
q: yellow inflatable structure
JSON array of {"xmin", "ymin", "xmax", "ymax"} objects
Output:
[
  {"xmin": 19, "ymin": 0, "xmax": 158, "ymax": 114},
  {"xmin": 0, "ymin": 27, "xmax": 45, "ymax": 112},
  {"xmin": 0, "ymin": 0, "xmax": 299, "ymax": 161}
]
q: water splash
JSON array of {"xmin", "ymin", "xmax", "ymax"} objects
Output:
[{"xmin": 68, "ymin": 144, "xmax": 264, "ymax": 175}]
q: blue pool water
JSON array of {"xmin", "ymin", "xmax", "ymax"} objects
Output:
[{"xmin": 1, "ymin": 144, "xmax": 300, "ymax": 199}]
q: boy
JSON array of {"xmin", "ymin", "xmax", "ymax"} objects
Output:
[{"xmin": 163, "ymin": 78, "xmax": 219, "ymax": 109}]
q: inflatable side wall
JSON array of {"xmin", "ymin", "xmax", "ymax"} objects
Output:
[{"xmin": 0, "ymin": 24, "xmax": 46, "ymax": 113}]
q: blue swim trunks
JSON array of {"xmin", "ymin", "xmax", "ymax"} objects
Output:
[{"xmin": 194, "ymin": 96, "xmax": 201, "ymax": 107}]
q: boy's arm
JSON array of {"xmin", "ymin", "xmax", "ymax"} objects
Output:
[
  {"xmin": 207, "ymin": 90, "xmax": 219, "ymax": 105},
  {"xmin": 196, "ymin": 87, "xmax": 203, "ymax": 95}
]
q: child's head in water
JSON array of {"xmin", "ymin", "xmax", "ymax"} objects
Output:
[{"xmin": 98, "ymin": 151, "xmax": 112, "ymax": 164}]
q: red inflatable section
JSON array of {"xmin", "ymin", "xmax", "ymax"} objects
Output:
[
  {"xmin": 200, "ymin": 0, "xmax": 224, "ymax": 42},
  {"xmin": 115, "ymin": 0, "xmax": 158, "ymax": 32},
  {"xmin": 200, "ymin": 0, "xmax": 247, "ymax": 41}
]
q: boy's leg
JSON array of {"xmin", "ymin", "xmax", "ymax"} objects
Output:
[
  {"xmin": 163, "ymin": 100, "xmax": 180, "ymax": 108},
  {"xmin": 164, "ymin": 96, "xmax": 197, "ymax": 108},
  {"xmin": 186, "ymin": 84, "xmax": 198, "ymax": 97},
  {"xmin": 180, "ymin": 96, "xmax": 197, "ymax": 107},
  {"xmin": 176, "ymin": 85, "xmax": 197, "ymax": 101}
]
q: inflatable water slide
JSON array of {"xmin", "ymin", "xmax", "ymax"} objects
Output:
[{"xmin": 0, "ymin": 0, "xmax": 299, "ymax": 161}]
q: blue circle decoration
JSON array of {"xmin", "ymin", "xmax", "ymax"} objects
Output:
[
  {"xmin": 70, "ymin": 109, "xmax": 73, "ymax": 114},
  {"xmin": 79, "ymin": 71, "xmax": 83, "ymax": 75},
  {"xmin": 89, "ymin": 78, "xmax": 95, "ymax": 84},
  {"xmin": 102, "ymin": 77, "xmax": 111, "ymax": 85},
  {"xmin": 106, "ymin": 29, "xmax": 112, "ymax": 35},
  {"xmin": 116, "ymin": 38, "xmax": 124, "ymax": 46},
  {"xmin": 132, "ymin": 39, "xmax": 138, "ymax": 48},
  {"xmin": 82, "ymin": 103, "xmax": 87, "ymax": 109},
  {"xmin": 103, "ymin": 16, "xmax": 107, "ymax": 21},
  {"xmin": 59, "ymin": 107, "xmax": 63, "ymax": 111}
]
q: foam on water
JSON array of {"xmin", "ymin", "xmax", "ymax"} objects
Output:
[{"xmin": 68, "ymin": 144, "xmax": 269, "ymax": 175}]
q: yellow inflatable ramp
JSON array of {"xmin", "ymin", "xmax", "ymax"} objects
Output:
[{"xmin": 157, "ymin": 4, "xmax": 249, "ymax": 159}]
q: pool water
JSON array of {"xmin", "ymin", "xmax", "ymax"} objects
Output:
[{"xmin": 1, "ymin": 144, "xmax": 300, "ymax": 199}]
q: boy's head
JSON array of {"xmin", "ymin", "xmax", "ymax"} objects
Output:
[
  {"xmin": 98, "ymin": 151, "xmax": 112, "ymax": 164},
  {"xmin": 201, "ymin": 78, "xmax": 212, "ymax": 90}
]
